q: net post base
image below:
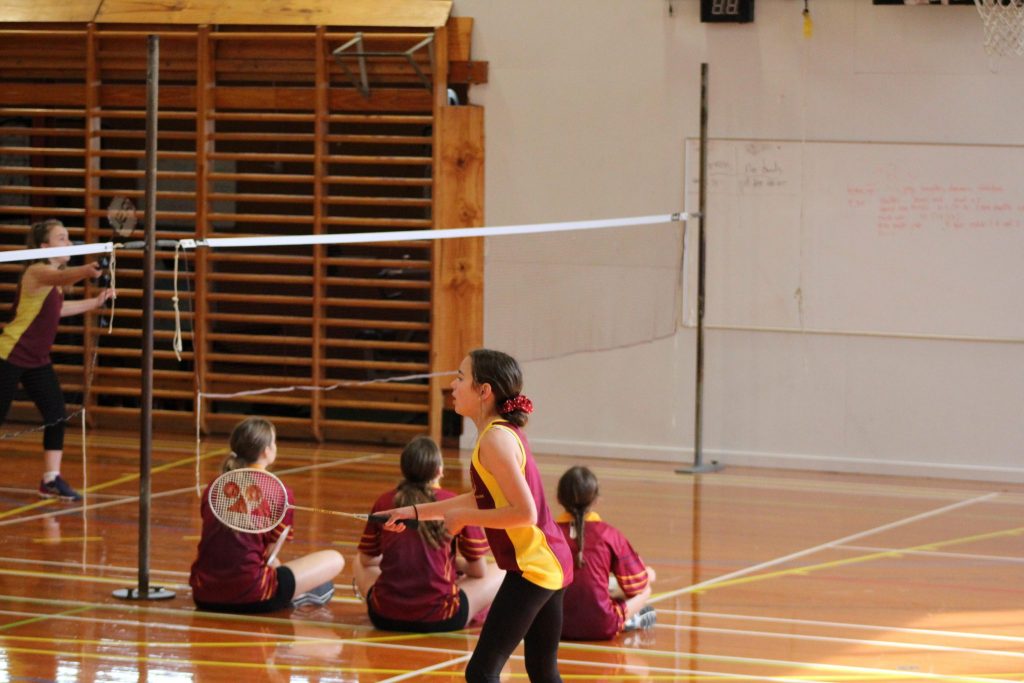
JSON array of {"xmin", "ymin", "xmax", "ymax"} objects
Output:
[
  {"xmin": 675, "ymin": 460, "xmax": 724, "ymax": 475},
  {"xmin": 112, "ymin": 587, "xmax": 176, "ymax": 601}
]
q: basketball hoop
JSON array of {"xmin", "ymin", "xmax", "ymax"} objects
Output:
[{"xmin": 974, "ymin": 0, "xmax": 1024, "ymax": 57}]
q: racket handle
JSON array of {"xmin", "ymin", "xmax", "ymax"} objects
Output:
[{"xmin": 368, "ymin": 513, "xmax": 419, "ymax": 530}]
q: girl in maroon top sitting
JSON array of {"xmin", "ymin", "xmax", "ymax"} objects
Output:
[
  {"xmin": 189, "ymin": 417, "xmax": 344, "ymax": 613},
  {"xmin": 556, "ymin": 465, "xmax": 657, "ymax": 640},
  {"xmin": 355, "ymin": 435, "xmax": 504, "ymax": 632}
]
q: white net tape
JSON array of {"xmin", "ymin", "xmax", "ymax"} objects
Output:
[{"xmin": 975, "ymin": 0, "xmax": 1024, "ymax": 57}]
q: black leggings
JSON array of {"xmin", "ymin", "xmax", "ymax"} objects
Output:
[
  {"xmin": 0, "ymin": 361, "xmax": 66, "ymax": 451},
  {"xmin": 465, "ymin": 571, "xmax": 564, "ymax": 683}
]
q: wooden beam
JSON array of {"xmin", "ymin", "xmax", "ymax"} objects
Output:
[
  {"xmin": 446, "ymin": 16, "xmax": 472, "ymax": 62},
  {"xmin": 448, "ymin": 61, "xmax": 488, "ymax": 85},
  {"xmin": 0, "ymin": 0, "xmax": 100, "ymax": 23},
  {"xmin": 430, "ymin": 104, "xmax": 484, "ymax": 438},
  {"xmin": 92, "ymin": 0, "xmax": 452, "ymax": 28}
]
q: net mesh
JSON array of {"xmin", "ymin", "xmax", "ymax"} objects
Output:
[
  {"xmin": 0, "ymin": 214, "xmax": 687, "ymax": 498},
  {"xmin": 486, "ymin": 220, "xmax": 685, "ymax": 363},
  {"xmin": 975, "ymin": 0, "xmax": 1024, "ymax": 57},
  {"xmin": 208, "ymin": 468, "xmax": 288, "ymax": 533}
]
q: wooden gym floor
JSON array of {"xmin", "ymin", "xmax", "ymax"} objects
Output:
[{"xmin": 0, "ymin": 428, "xmax": 1022, "ymax": 682}]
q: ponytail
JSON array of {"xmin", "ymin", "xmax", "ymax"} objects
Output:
[
  {"xmin": 571, "ymin": 509, "xmax": 586, "ymax": 568},
  {"xmin": 557, "ymin": 465, "xmax": 600, "ymax": 569},
  {"xmin": 469, "ymin": 348, "xmax": 531, "ymax": 427},
  {"xmin": 393, "ymin": 436, "xmax": 448, "ymax": 549}
]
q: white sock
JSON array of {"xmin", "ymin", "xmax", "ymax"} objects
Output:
[{"xmin": 43, "ymin": 471, "xmax": 60, "ymax": 483}]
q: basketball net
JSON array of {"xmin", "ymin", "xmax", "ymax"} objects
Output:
[{"xmin": 975, "ymin": 0, "xmax": 1024, "ymax": 57}]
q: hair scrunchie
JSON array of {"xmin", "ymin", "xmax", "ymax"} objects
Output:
[{"xmin": 500, "ymin": 394, "xmax": 534, "ymax": 415}]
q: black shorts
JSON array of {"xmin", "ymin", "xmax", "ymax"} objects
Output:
[
  {"xmin": 367, "ymin": 587, "xmax": 471, "ymax": 632},
  {"xmin": 194, "ymin": 565, "xmax": 296, "ymax": 614}
]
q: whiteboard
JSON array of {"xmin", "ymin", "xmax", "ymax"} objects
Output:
[{"xmin": 686, "ymin": 139, "xmax": 1024, "ymax": 339}]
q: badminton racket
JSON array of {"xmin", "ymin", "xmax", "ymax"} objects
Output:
[
  {"xmin": 107, "ymin": 196, "xmax": 138, "ymax": 238},
  {"xmin": 207, "ymin": 468, "xmax": 418, "ymax": 534},
  {"xmin": 265, "ymin": 525, "xmax": 289, "ymax": 566}
]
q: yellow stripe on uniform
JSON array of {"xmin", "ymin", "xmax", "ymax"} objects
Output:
[{"xmin": 474, "ymin": 420, "xmax": 565, "ymax": 590}]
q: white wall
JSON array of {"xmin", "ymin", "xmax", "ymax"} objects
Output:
[{"xmin": 453, "ymin": 0, "xmax": 1024, "ymax": 482}]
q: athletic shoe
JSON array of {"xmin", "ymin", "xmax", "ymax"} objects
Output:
[
  {"xmin": 623, "ymin": 605, "xmax": 656, "ymax": 632},
  {"xmin": 291, "ymin": 581, "xmax": 335, "ymax": 608},
  {"xmin": 38, "ymin": 476, "xmax": 82, "ymax": 502}
]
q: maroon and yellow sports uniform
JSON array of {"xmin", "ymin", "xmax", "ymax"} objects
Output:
[
  {"xmin": 189, "ymin": 480, "xmax": 294, "ymax": 606},
  {"xmin": 556, "ymin": 511, "xmax": 650, "ymax": 640},
  {"xmin": 0, "ymin": 283, "xmax": 62, "ymax": 367},
  {"xmin": 0, "ymin": 276, "xmax": 69, "ymax": 455},
  {"xmin": 470, "ymin": 419, "xmax": 573, "ymax": 590},
  {"xmin": 359, "ymin": 488, "xmax": 490, "ymax": 623}
]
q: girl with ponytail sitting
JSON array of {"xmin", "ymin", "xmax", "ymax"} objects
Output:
[
  {"xmin": 556, "ymin": 465, "xmax": 657, "ymax": 640},
  {"xmin": 354, "ymin": 435, "xmax": 504, "ymax": 632},
  {"xmin": 189, "ymin": 417, "xmax": 344, "ymax": 613}
]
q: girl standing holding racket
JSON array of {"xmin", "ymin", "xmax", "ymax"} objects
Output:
[
  {"xmin": 556, "ymin": 465, "xmax": 656, "ymax": 640},
  {"xmin": 380, "ymin": 349, "xmax": 573, "ymax": 682},
  {"xmin": 189, "ymin": 417, "xmax": 344, "ymax": 613},
  {"xmin": 0, "ymin": 219, "xmax": 114, "ymax": 501},
  {"xmin": 354, "ymin": 435, "xmax": 504, "ymax": 632}
]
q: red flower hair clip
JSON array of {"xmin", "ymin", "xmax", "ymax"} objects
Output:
[{"xmin": 500, "ymin": 394, "xmax": 534, "ymax": 415}]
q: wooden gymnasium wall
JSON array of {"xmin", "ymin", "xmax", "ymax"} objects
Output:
[{"xmin": 0, "ymin": 17, "xmax": 486, "ymax": 445}]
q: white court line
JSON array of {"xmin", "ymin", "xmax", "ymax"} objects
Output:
[
  {"xmin": 379, "ymin": 654, "xmax": 472, "ymax": 683},
  {"xmin": 556, "ymin": 656, "xmax": 779, "ymax": 681},
  {"xmin": 656, "ymin": 622, "xmax": 1024, "ymax": 660},
  {"xmin": 650, "ymin": 491, "xmax": 999, "ymax": 604},
  {"xmin": 561, "ymin": 642, "xmax": 1008, "ymax": 683},
  {"xmin": 0, "ymin": 609, "xmax": 325, "ymax": 643},
  {"xmin": 838, "ymin": 543, "xmax": 1024, "ymax": 565},
  {"xmin": 0, "ymin": 486, "xmax": 185, "ymax": 528},
  {"xmin": 272, "ymin": 450, "xmax": 386, "ymax": 477},
  {"xmin": 0, "ymin": 450, "xmax": 388, "ymax": 528},
  {"xmin": 0, "ymin": 600, "xmax": 1006, "ymax": 682},
  {"xmin": 0, "ymin": 486, "xmax": 123, "ymax": 501},
  {"xmin": 3, "ymin": 605, "xmax": 983, "ymax": 683},
  {"xmin": 663, "ymin": 608, "xmax": 1024, "ymax": 645},
  {"xmin": 0, "ymin": 603, "xmax": 472, "ymax": 656}
]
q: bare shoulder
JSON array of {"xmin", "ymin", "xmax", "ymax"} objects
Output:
[
  {"xmin": 480, "ymin": 424, "xmax": 518, "ymax": 452},
  {"xmin": 21, "ymin": 263, "xmax": 50, "ymax": 290},
  {"xmin": 479, "ymin": 424, "xmax": 523, "ymax": 472}
]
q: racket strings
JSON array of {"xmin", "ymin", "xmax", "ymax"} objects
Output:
[{"xmin": 209, "ymin": 468, "xmax": 288, "ymax": 533}]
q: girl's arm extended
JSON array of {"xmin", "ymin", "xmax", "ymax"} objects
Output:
[
  {"xmin": 27, "ymin": 262, "xmax": 102, "ymax": 289},
  {"xmin": 60, "ymin": 289, "xmax": 114, "ymax": 317}
]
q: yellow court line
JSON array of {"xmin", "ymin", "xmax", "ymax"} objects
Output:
[
  {"xmin": 777, "ymin": 677, "xmax": 1024, "ymax": 683},
  {"xmin": 0, "ymin": 567, "xmax": 189, "ymax": 589},
  {"xmin": 0, "ymin": 642, "xmax": 1015, "ymax": 683},
  {"xmin": 0, "ymin": 606, "xmax": 451, "ymax": 649},
  {"xmin": 0, "ymin": 646, "xmax": 431, "ymax": 676},
  {"xmin": 0, "ymin": 605, "xmax": 95, "ymax": 632},
  {"xmin": 0, "ymin": 448, "xmax": 228, "ymax": 521},
  {"xmin": 669, "ymin": 525, "xmax": 1024, "ymax": 596},
  {"xmin": 0, "ymin": 634, "xmax": 345, "ymax": 648},
  {"xmin": 2, "ymin": 601, "xmax": 1012, "ymax": 683},
  {"xmin": 0, "ymin": 592, "xmax": 456, "ymax": 640},
  {"xmin": 32, "ymin": 536, "xmax": 103, "ymax": 544},
  {"xmin": 558, "ymin": 643, "xmax": 1008, "ymax": 683}
]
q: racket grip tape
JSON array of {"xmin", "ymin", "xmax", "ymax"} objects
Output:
[{"xmin": 368, "ymin": 513, "xmax": 419, "ymax": 530}]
